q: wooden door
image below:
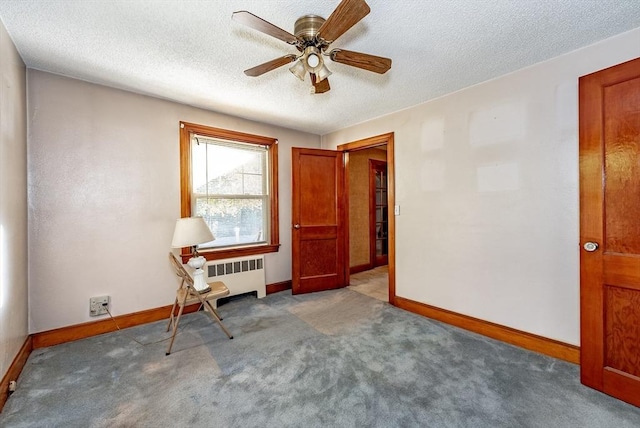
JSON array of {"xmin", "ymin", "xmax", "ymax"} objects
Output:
[
  {"xmin": 370, "ymin": 160, "xmax": 388, "ymax": 266},
  {"xmin": 579, "ymin": 57, "xmax": 640, "ymax": 407},
  {"xmin": 292, "ymin": 148, "xmax": 346, "ymax": 294}
]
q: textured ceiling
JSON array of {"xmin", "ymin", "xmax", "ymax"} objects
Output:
[{"xmin": 1, "ymin": 0, "xmax": 639, "ymax": 135}]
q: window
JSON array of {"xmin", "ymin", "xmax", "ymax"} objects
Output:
[{"xmin": 180, "ymin": 122, "xmax": 279, "ymax": 261}]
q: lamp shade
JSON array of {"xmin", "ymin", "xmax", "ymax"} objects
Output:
[
  {"xmin": 171, "ymin": 217, "xmax": 214, "ymax": 248},
  {"xmin": 315, "ymin": 64, "xmax": 332, "ymax": 83},
  {"xmin": 289, "ymin": 59, "xmax": 306, "ymax": 81}
]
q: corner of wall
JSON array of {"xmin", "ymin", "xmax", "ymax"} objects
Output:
[{"xmin": 0, "ymin": 17, "xmax": 29, "ymax": 401}]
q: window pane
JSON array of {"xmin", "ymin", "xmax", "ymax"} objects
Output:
[
  {"xmin": 194, "ymin": 197, "xmax": 267, "ymax": 248},
  {"xmin": 243, "ymin": 152, "xmax": 263, "ymax": 174},
  {"xmin": 192, "ymin": 142, "xmax": 209, "ymax": 194},
  {"xmin": 243, "ymin": 174, "xmax": 263, "ymax": 195},
  {"xmin": 203, "ymin": 173, "xmax": 243, "ymax": 195},
  {"xmin": 193, "ymin": 141, "xmax": 266, "ymax": 196},
  {"xmin": 377, "ymin": 239, "xmax": 388, "ymax": 256}
]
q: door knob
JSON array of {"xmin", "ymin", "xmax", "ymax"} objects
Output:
[
  {"xmin": 583, "ymin": 242, "xmax": 599, "ymax": 252},
  {"xmin": 293, "ymin": 224, "xmax": 301, "ymax": 229}
]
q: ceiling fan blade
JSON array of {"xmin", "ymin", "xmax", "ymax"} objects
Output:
[
  {"xmin": 317, "ymin": 0, "xmax": 370, "ymax": 44},
  {"xmin": 311, "ymin": 74, "xmax": 331, "ymax": 94},
  {"xmin": 244, "ymin": 55, "xmax": 297, "ymax": 77},
  {"xmin": 232, "ymin": 11, "xmax": 298, "ymax": 44},
  {"xmin": 329, "ymin": 49, "xmax": 391, "ymax": 74}
]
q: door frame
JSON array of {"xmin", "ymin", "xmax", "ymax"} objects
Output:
[{"xmin": 337, "ymin": 133, "xmax": 396, "ymax": 305}]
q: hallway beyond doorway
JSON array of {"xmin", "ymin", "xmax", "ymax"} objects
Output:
[{"xmin": 348, "ymin": 265, "xmax": 388, "ymax": 302}]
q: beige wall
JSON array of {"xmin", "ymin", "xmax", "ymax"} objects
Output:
[
  {"xmin": 0, "ymin": 21, "xmax": 28, "ymax": 381},
  {"xmin": 322, "ymin": 28, "xmax": 640, "ymax": 346},
  {"xmin": 27, "ymin": 70, "xmax": 320, "ymax": 333},
  {"xmin": 12, "ymin": 21, "xmax": 640, "ymax": 347},
  {"xmin": 348, "ymin": 148, "xmax": 387, "ymax": 268}
]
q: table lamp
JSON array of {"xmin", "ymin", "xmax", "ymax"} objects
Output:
[{"xmin": 171, "ymin": 217, "xmax": 214, "ymax": 293}]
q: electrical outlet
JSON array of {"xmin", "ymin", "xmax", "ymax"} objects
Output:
[{"xmin": 89, "ymin": 296, "xmax": 110, "ymax": 316}]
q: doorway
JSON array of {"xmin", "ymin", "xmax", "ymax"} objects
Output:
[
  {"xmin": 338, "ymin": 133, "xmax": 395, "ymax": 305},
  {"xmin": 290, "ymin": 133, "xmax": 395, "ymax": 303},
  {"xmin": 345, "ymin": 147, "xmax": 388, "ymax": 273}
]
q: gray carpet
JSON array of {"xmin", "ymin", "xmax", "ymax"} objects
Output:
[{"xmin": 1, "ymin": 289, "xmax": 639, "ymax": 427}]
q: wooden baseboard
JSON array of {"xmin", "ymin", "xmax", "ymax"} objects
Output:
[
  {"xmin": 266, "ymin": 280, "xmax": 292, "ymax": 294},
  {"xmin": 1, "ymin": 336, "xmax": 33, "ymax": 412},
  {"xmin": 31, "ymin": 280, "xmax": 295, "ymax": 349},
  {"xmin": 394, "ymin": 296, "xmax": 580, "ymax": 364},
  {"xmin": 2, "ymin": 284, "xmax": 290, "ymax": 411},
  {"xmin": 349, "ymin": 264, "xmax": 372, "ymax": 274},
  {"xmin": 32, "ymin": 303, "xmax": 200, "ymax": 349}
]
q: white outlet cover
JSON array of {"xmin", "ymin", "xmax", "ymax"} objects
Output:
[{"xmin": 89, "ymin": 296, "xmax": 110, "ymax": 316}]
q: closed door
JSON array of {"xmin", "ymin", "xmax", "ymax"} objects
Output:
[
  {"xmin": 579, "ymin": 57, "xmax": 640, "ymax": 407},
  {"xmin": 291, "ymin": 148, "xmax": 346, "ymax": 294}
]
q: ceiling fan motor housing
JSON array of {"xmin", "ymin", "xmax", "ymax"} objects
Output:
[{"xmin": 294, "ymin": 15, "xmax": 326, "ymax": 47}]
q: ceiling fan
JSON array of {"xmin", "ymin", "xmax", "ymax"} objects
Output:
[{"xmin": 232, "ymin": 0, "xmax": 392, "ymax": 94}]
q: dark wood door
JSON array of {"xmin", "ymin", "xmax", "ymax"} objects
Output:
[
  {"xmin": 370, "ymin": 160, "xmax": 388, "ymax": 266},
  {"xmin": 579, "ymin": 57, "xmax": 640, "ymax": 407},
  {"xmin": 292, "ymin": 148, "xmax": 346, "ymax": 294}
]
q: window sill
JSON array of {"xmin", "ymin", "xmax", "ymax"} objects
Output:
[{"xmin": 180, "ymin": 243, "xmax": 280, "ymax": 263}]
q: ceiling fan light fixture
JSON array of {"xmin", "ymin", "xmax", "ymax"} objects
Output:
[
  {"xmin": 289, "ymin": 59, "xmax": 306, "ymax": 81},
  {"xmin": 315, "ymin": 64, "xmax": 332, "ymax": 82},
  {"xmin": 302, "ymin": 46, "xmax": 324, "ymax": 73},
  {"xmin": 306, "ymin": 53, "xmax": 320, "ymax": 68}
]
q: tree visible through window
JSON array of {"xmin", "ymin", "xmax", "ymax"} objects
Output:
[{"xmin": 180, "ymin": 122, "xmax": 279, "ymax": 261}]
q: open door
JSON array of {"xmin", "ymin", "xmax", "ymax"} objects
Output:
[
  {"xmin": 291, "ymin": 148, "xmax": 346, "ymax": 294},
  {"xmin": 370, "ymin": 159, "xmax": 388, "ymax": 267},
  {"xmin": 579, "ymin": 57, "xmax": 640, "ymax": 407}
]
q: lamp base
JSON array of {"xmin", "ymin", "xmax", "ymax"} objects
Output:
[
  {"xmin": 196, "ymin": 286, "xmax": 211, "ymax": 294},
  {"xmin": 187, "ymin": 256, "xmax": 211, "ymax": 294}
]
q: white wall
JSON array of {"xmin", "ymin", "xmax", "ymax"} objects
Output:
[
  {"xmin": 322, "ymin": 28, "xmax": 640, "ymax": 346},
  {"xmin": 28, "ymin": 71, "xmax": 320, "ymax": 333},
  {"xmin": 0, "ymin": 20, "xmax": 28, "ymax": 379}
]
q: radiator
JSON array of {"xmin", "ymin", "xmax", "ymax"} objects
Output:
[{"xmin": 205, "ymin": 255, "xmax": 266, "ymax": 301}]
